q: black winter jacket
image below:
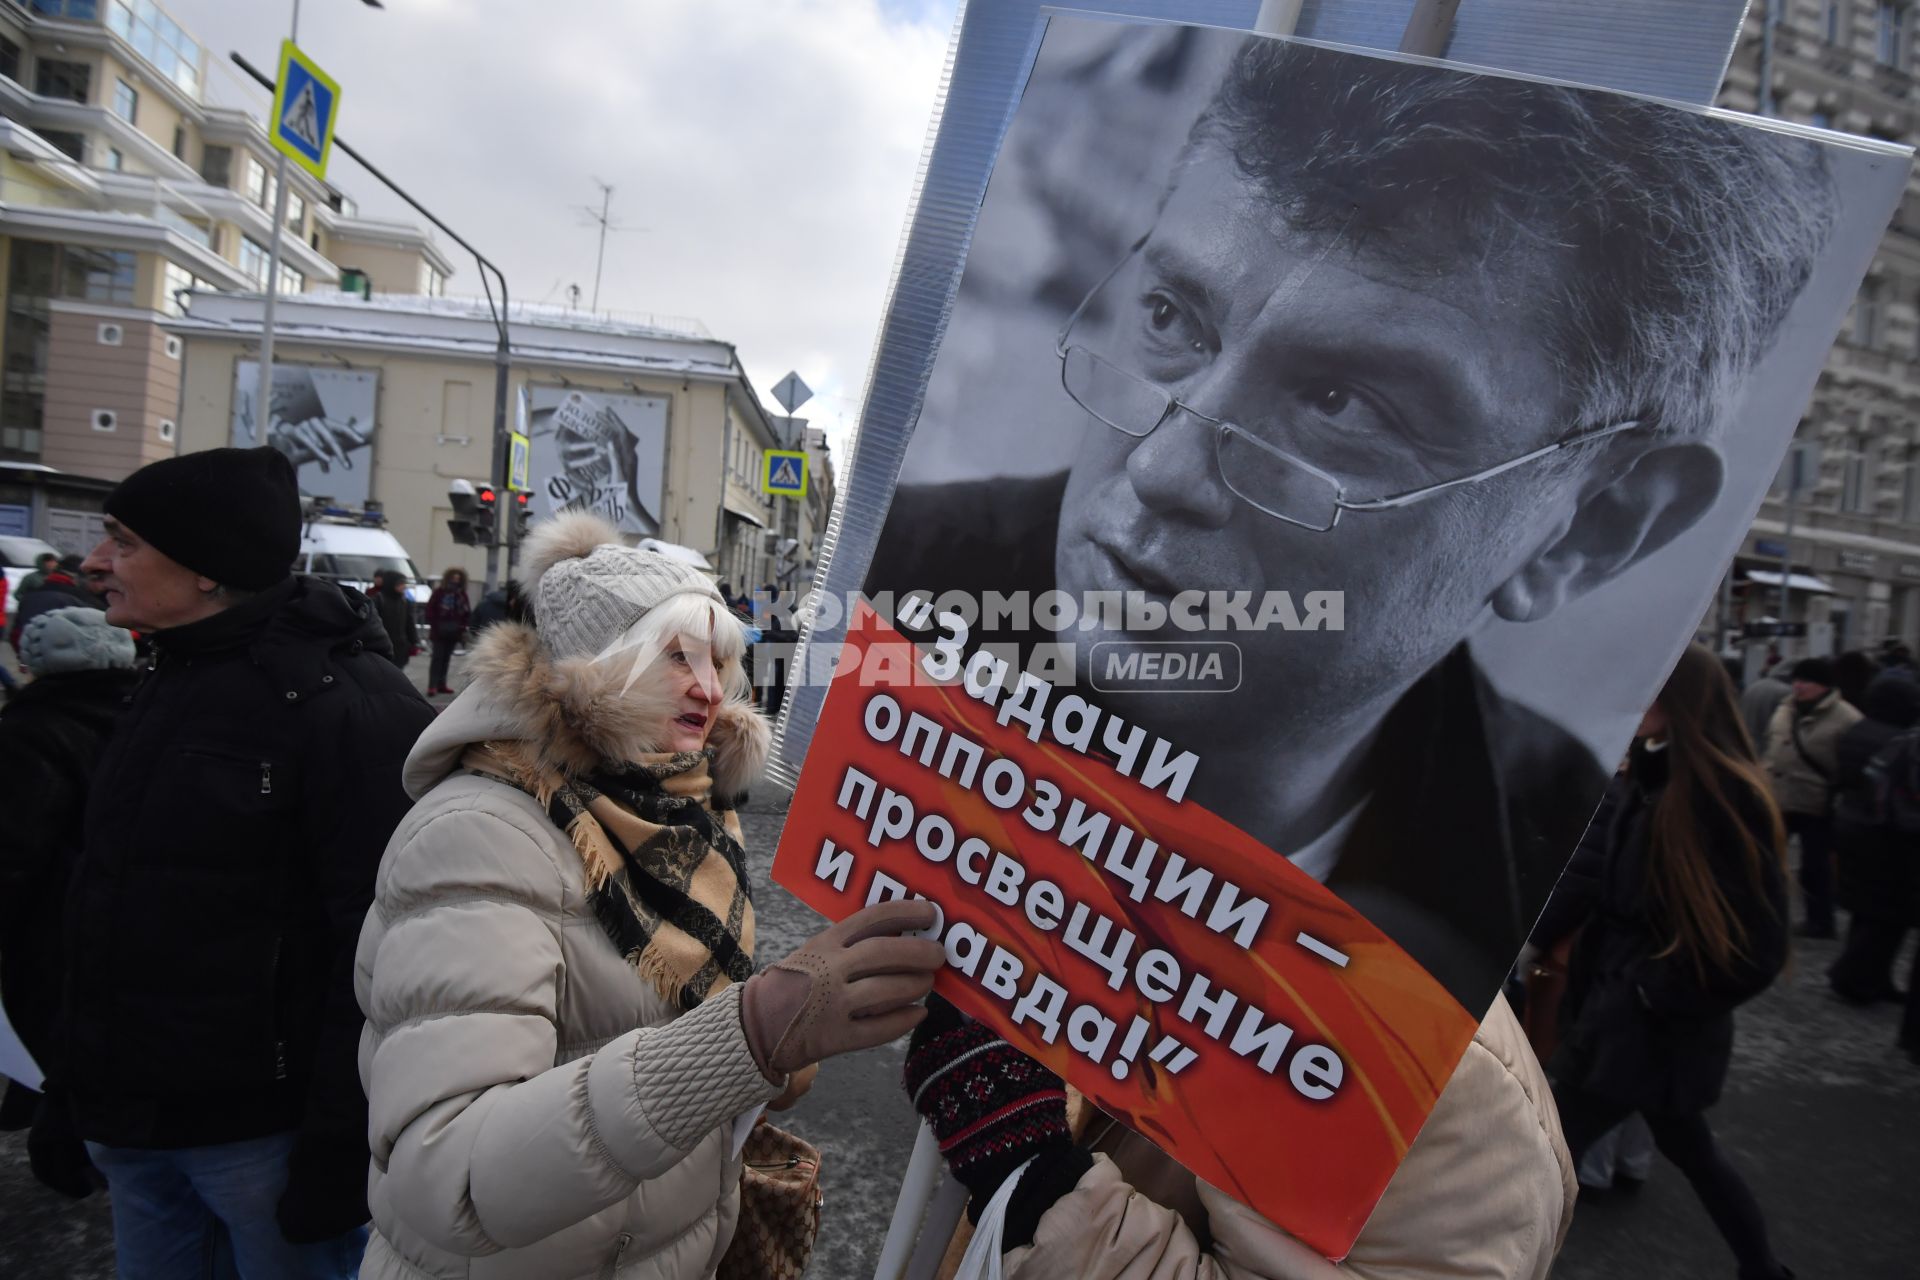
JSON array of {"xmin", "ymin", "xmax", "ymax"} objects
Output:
[
  {"xmin": 57, "ymin": 577, "xmax": 434, "ymax": 1238},
  {"xmin": 1550, "ymin": 741, "xmax": 1789, "ymax": 1116},
  {"xmin": 0, "ymin": 669, "xmax": 139, "ymax": 1067},
  {"xmin": 1831, "ymin": 673, "xmax": 1920, "ymax": 923},
  {"xmin": 373, "ymin": 586, "xmax": 416, "ymax": 666}
]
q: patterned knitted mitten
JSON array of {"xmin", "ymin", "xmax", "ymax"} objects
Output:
[{"xmin": 903, "ymin": 995, "xmax": 1072, "ymax": 1202}]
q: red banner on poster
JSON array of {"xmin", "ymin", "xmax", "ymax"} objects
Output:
[{"xmin": 773, "ymin": 603, "xmax": 1481, "ymax": 1258}]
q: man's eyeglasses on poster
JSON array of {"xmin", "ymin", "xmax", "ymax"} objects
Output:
[{"xmin": 1055, "ymin": 238, "xmax": 1642, "ymax": 532}]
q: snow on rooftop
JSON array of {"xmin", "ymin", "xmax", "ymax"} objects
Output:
[
  {"xmin": 170, "ymin": 290, "xmax": 744, "ymax": 382},
  {"xmin": 268, "ymin": 291, "xmax": 713, "ymax": 343}
]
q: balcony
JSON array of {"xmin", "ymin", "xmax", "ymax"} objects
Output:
[
  {"xmin": 1822, "ymin": 338, "xmax": 1920, "ymax": 404},
  {"xmin": 1769, "ymin": 20, "xmax": 1919, "ymax": 129}
]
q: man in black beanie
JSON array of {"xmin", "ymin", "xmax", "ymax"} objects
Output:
[{"xmin": 40, "ymin": 447, "xmax": 435, "ymax": 1276}]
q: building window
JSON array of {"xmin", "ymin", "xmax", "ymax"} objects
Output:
[
  {"xmin": 1854, "ymin": 277, "xmax": 1889, "ymax": 347},
  {"xmin": 108, "ymin": 0, "xmax": 202, "ymax": 95},
  {"xmin": 245, "ymin": 155, "xmax": 268, "ymax": 208},
  {"xmin": 1811, "ymin": 109, "xmax": 1834, "ymax": 129},
  {"xmin": 60, "ymin": 247, "xmax": 136, "ymax": 304},
  {"xmin": 0, "ymin": 36, "xmax": 20, "ymax": 83},
  {"xmin": 172, "ymin": 124, "xmax": 186, "ymax": 159},
  {"xmin": 1904, "ymin": 447, "xmax": 1920, "ymax": 523},
  {"xmin": 276, "ymin": 262, "xmax": 304, "ymax": 295},
  {"xmin": 38, "ymin": 130, "xmax": 87, "ymax": 163},
  {"xmin": 35, "ymin": 58, "xmax": 93, "ymax": 104},
  {"xmin": 26, "ymin": 1, "xmax": 102, "ymax": 17},
  {"xmin": 163, "ymin": 260, "xmax": 194, "ymax": 316},
  {"xmin": 1879, "ymin": 2, "xmax": 1908, "ymax": 66},
  {"xmin": 422, "ymin": 264, "xmax": 445, "ymax": 297},
  {"xmin": 239, "ymin": 235, "xmax": 270, "ymax": 289},
  {"xmin": 285, "ymin": 190, "xmax": 305, "ymax": 235},
  {"xmin": 113, "ymin": 77, "xmax": 138, "ymax": 123},
  {"xmin": 200, "ymin": 144, "xmax": 231, "ymax": 188},
  {"xmin": 1842, "ymin": 437, "xmax": 1871, "ymax": 512},
  {"xmin": 105, "ymin": 146, "xmax": 123, "ymax": 171},
  {"xmin": 1, "ymin": 241, "xmax": 53, "ymax": 463},
  {"xmin": 1828, "ymin": 0, "xmax": 1849, "ymax": 42}
]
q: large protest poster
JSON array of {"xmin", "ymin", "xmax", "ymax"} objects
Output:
[
  {"xmin": 525, "ymin": 386, "xmax": 669, "ymax": 535},
  {"xmin": 232, "ymin": 360, "xmax": 379, "ymax": 506},
  {"xmin": 771, "ymin": 17, "xmax": 1910, "ymax": 1259}
]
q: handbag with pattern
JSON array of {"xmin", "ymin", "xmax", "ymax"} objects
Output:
[{"xmin": 718, "ymin": 1121, "xmax": 823, "ymax": 1280}]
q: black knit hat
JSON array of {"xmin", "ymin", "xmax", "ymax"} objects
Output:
[
  {"xmin": 1791, "ymin": 656, "xmax": 1836, "ymax": 686},
  {"xmin": 104, "ymin": 447, "xmax": 301, "ymax": 590}
]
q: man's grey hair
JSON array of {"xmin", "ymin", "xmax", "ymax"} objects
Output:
[{"xmin": 1186, "ymin": 40, "xmax": 1842, "ymax": 448}]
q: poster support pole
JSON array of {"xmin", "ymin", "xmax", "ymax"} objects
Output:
[{"xmin": 1398, "ymin": 0, "xmax": 1461, "ymax": 56}]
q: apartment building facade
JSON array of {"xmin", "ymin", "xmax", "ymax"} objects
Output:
[
  {"xmin": 1720, "ymin": 1, "xmax": 1920, "ymax": 653},
  {"xmin": 0, "ymin": 0, "xmax": 450, "ymax": 548}
]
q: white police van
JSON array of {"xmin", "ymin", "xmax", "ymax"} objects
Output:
[{"xmin": 294, "ymin": 503, "xmax": 428, "ymax": 620}]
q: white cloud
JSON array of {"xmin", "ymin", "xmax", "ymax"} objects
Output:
[{"xmin": 165, "ymin": 0, "xmax": 959, "ymax": 453}]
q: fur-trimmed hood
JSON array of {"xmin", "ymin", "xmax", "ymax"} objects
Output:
[{"xmin": 402, "ymin": 618, "xmax": 768, "ymax": 803}]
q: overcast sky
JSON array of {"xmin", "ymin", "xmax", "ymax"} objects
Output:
[{"xmin": 162, "ymin": 0, "xmax": 964, "ymax": 453}]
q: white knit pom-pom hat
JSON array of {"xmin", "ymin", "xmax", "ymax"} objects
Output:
[{"xmin": 521, "ymin": 511, "xmax": 723, "ymax": 660}]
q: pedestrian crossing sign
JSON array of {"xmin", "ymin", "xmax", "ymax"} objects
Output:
[
  {"xmin": 270, "ymin": 40, "xmax": 340, "ymax": 181},
  {"xmin": 763, "ymin": 449, "xmax": 808, "ymax": 498},
  {"xmin": 508, "ymin": 431, "xmax": 532, "ymax": 492}
]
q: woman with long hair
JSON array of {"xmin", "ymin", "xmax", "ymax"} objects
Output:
[
  {"xmin": 422, "ymin": 565, "xmax": 471, "ymax": 695},
  {"xmin": 1552, "ymin": 643, "xmax": 1793, "ymax": 1279}
]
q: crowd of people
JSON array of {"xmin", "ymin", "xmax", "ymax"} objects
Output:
[
  {"xmin": 0, "ymin": 447, "xmax": 1911, "ymax": 1280},
  {"xmin": 0, "ymin": 447, "xmax": 943, "ymax": 1280}
]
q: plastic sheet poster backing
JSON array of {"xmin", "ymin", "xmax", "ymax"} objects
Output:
[{"xmin": 770, "ymin": 14, "xmax": 1909, "ymax": 1260}]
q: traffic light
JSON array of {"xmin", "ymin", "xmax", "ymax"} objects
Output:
[
  {"xmin": 474, "ymin": 484, "xmax": 499, "ymax": 544},
  {"xmin": 513, "ymin": 490, "xmax": 533, "ymax": 538},
  {"xmin": 447, "ymin": 478, "xmax": 479, "ymax": 546}
]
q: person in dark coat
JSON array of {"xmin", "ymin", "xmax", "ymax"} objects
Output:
[
  {"xmin": 1551, "ymin": 644, "xmax": 1793, "ymax": 1280},
  {"xmin": 1827, "ymin": 672, "xmax": 1920, "ymax": 1004},
  {"xmin": 0, "ymin": 607, "xmax": 139, "ymax": 1197},
  {"xmin": 1738, "ymin": 665, "xmax": 1790, "ymax": 758},
  {"xmin": 466, "ymin": 578, "xmax": 524, "ymax": 635},
  {"xmin": 422, "ymin": 566, "xmax": 471, "ymax": 695},
  {"xmin": 1833, "ymin": 649, "xmax": 1882, "ymax": 711},
  {"xmin": 7, "ymin": 554, "xmax": 101, "ymax": 650},
  {"xmin": 372, "ymin": 569, "xmax": 417, "ymax": 670},
  {"xmin": 49, "ymin": 447, "xmax": 435, "ymax": 1277},
  {"xmin": 14, "ymin": 549, "xmax": 58, "ymax": 597}
]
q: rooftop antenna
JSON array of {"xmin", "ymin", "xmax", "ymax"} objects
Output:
[{"xmin": 574, "ymin": 179, "xmax": 648, "ymax": 314}]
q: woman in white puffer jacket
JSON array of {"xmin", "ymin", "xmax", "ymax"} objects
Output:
[{"xmin": 355, "ymin": 513, "xmax": 943, "ymax": 1279}]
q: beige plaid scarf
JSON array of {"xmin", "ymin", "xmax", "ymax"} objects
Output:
[{"xmin": 466, "ymin": 741, "xmax": 756, "ymax": 1010}]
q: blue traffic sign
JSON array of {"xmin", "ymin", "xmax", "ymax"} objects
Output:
[
  {"xmin": 762, "ymin": 449, "xmax": 808, "ymax": 497},
  {"xmin": 271, "ymin": 41, "xmax": 340, "ymax": 180}
]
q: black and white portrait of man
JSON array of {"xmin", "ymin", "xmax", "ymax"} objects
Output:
[{"xmin": 866, "ymin": 21, "xmax": 1901, "ymax": 1010}]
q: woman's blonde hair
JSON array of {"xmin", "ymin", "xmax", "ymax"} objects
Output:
[{"xmin": 598, "ymin": 590, "xmax": 751, "ymax": 704}]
